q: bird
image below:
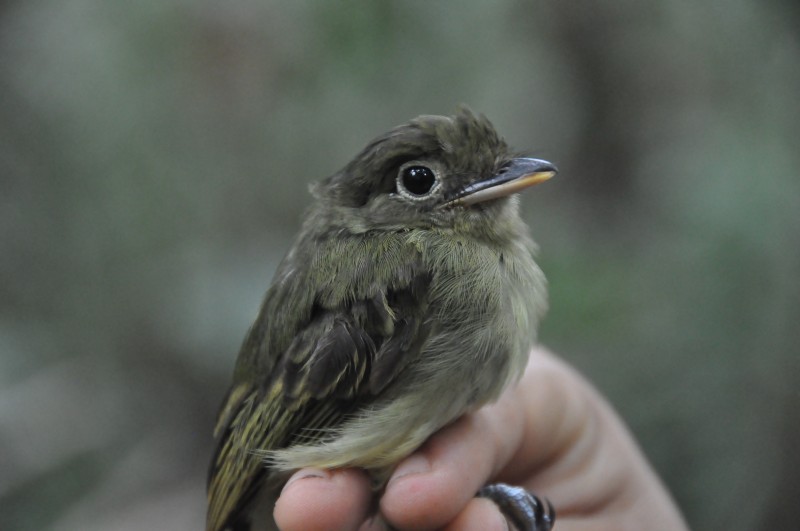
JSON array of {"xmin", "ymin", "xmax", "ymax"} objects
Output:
[{"xmin": 207, "ymin": 107, "xmax": 556, "ymax": 531}]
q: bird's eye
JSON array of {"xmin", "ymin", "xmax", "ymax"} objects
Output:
[{"xmin": 397, "ymin": 165, "xmax": 439, "ymax": 199}]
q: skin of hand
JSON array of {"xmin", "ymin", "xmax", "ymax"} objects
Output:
[{"xmin": 273, "ymin": 347, "xmax": 689, "ymax": 531}]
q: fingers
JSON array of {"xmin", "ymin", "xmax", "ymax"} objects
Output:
[
  {"xmin": 442, "ymin": 497, "xmax": 510, "ymax": 531},
  {"xmin": 271, "ymin": 465, "xmax": 510, "ymax": 531},
  {"xmin": 495, "ymin": 348, "xmax": 595, "ymax": 488},
  {"xmin": 273, "ymin": 467, "xmax": 372, "ymax": 531},
  {"xmin": 272, "ymin": 408, "xmax": 522, "ymax": 531},
  {"xmin": 497, "ymin": 348, "xmax": 631, "ymax": 515}
]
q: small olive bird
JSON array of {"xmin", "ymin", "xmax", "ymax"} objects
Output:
[{"xmin": 207, "ymin": 108, "xmax": 557, "ymax": 531}]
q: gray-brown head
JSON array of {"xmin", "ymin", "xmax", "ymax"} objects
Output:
[{"xmin": 310, "ymin": 107, "xmax": 556, "ymax": 238}]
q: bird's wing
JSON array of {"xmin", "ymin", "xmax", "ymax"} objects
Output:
[{"xmin": 206, "ymin": 261, "xmax": 430, "ymax": 531}]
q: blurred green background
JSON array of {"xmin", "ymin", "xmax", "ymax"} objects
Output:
[{"xmin": 1, "ymin": 1, "xmax": 798, "ymax": 529}]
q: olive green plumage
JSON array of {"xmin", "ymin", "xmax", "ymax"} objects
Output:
[{"xmin": 207, "ymin": 108, "xmax": 552, "ymax": 531}]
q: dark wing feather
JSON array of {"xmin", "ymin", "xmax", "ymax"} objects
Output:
[
  {"xmin": 206, "ymin": 271, "xmax": 430, "ymax": 531},
  {"xmin": 283, "ymin": 314, "xmax": 376, "ymax": 401}
]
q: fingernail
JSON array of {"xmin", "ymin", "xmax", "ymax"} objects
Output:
[
  {"xmin": 281, "ymin": 468, "xmax": 330, "ymax": 494},
  {"xmin": 390, "ymin": 453, "xmax": 430, "ymax": 483}
]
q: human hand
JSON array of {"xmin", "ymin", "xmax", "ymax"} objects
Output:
[{"xmin": 273, "ymin": 347, "xmax": 688, "ymax": 530}]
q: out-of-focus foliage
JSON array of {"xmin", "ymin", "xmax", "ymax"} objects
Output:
[{"xmin": 1, "ymin": 1, "xmax": 798, "ymax": 529}]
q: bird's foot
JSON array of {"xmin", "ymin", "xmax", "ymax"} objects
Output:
[{"xmin": 478, "ymin": 483, "xmax": 555, "ymax": 531}]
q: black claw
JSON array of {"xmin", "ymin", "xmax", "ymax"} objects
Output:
[{"xmin": 477, "ymin": 483, "xmax": 555, "ymax": 531}]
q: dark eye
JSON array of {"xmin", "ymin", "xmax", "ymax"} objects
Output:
[{"xmin": 398, "ymin": 165, "xmax": 438, "ymax": 197}]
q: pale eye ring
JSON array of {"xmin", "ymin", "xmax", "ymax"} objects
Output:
[{"xmin": 396, "ymin": 164, "xmax": 441, "ymax": 200}]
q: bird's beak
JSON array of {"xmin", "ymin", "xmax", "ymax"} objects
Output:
[{"xmin": 444, "ymin": 158, "xmax": 557, "ymax": 207}]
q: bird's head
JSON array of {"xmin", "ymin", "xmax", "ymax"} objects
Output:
[{"xmin": 310, "ymin": 107, "xmax": 556, "ymax": 239}]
